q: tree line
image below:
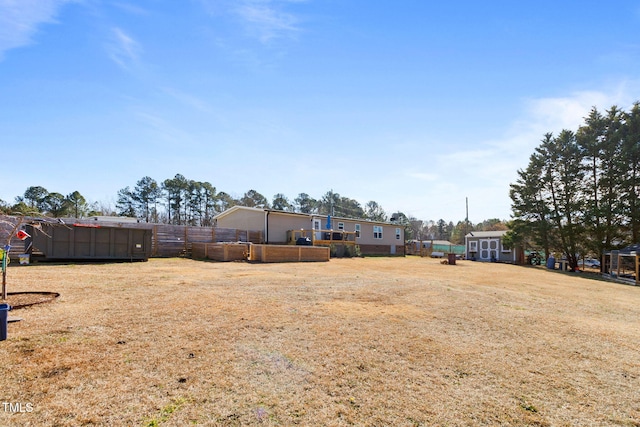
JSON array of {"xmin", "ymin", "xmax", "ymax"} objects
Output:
[
  {"xmin": 0, "ymin": 187, "xmax": 92, "ymax": 219},
  {"xmin": 114, "ymin": 175, "xmax": 394, "ymax": 226},
  {"xmin": 509, "ymin": 102, "xmax": 640, "ymax": 270},
  {"xmin": 0, "ymin": 176, "xmax": 398, "ymax": 227},
  {"xmin": 0, "ymin": 175, "xmax": 508, "ymax": 244}
]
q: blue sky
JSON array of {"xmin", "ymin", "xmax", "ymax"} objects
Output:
[{"xmin": 2, "ymin": 1, "xmax": 640, "ymax": 223}]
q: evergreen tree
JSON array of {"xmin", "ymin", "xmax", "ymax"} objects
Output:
[
  {"xmin": 622, "ymin": 102, "xmax": 640, "ymax": 242},
  {"xmin": 536, "ymin": 130, "xmax": 585, "ymax": 269},
  {"xmin": 294, "ymin": 193, "xmax": 317, "ymax": 213},
  {"xmin": 44, "ymin": 192, "xmax": 68, "ymax": 217},
  {"xmin": 240, "ymin": 189, "xmax": 269, "ymax": 208},
  {"xmin": 163, "ymin": 174, "xmax": 189, "ymax": 224},
  {"xmin": 65, "ymin": 191, "xmax": 88, "ymax": 218},
  {"xmin": 597, "ymin": 107, "xmax": 626, "ymax": 252},
  {"xmin": 200, "ymin": 182, "xmax": 217, "ymax": 226},
  {"xmin": 509, "ymin": 147, "xmax": 553, "ymax": 259},
  {"xmin": 365, "ymin": 201, "xmax": 387, "ymax": 222},
  {"xmin": 185, "ymin": 180, "xmax": 203, "ymax": 225},
  {"xmin": 133, "ymin": 176, "xmax": 161, "ymax": 223},
  {"xmin": 216, "ymin": 192, "xmax": 236, "ymax": 212},
  {"xmin": 318, "ymin": 190, "xmax": 340, "ymax": 216},
  {"xmin": 436, "ymin": 219, "xmax": 448, "ymax": 240},
  {"xmin": 116, "ymin": 187, "xmax": 136, "ymax": 217},
  {"xmin": 22, "ymin": 186, "xmax": 49, "ymax": 212},
  {"xmin": 272, "ymin": 193, "xmax": 293, "ymax": 211},
  {"xmin": 338, "ymin": 197, "xmax": 364, "ymax": 218}
]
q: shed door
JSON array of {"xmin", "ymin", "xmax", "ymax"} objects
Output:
[{"xmin": 480, "ymin": 239, "xmax": 499, "ymax": 261}]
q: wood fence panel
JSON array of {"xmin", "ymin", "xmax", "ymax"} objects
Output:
[
  {"xmin": 248, "ymin": 244, "xmax": 329, "ymax": 263},
  {"xmin": 192, "ymin": 243, "xmax": 249, "ymax": 261},
  {"xmin": 2, "ymin": 216, "xmax": 263, "ymax": 260}
]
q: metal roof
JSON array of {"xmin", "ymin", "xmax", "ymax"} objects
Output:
[
  {"xmin": 213, "ymin": 205, "xmax": 400, "ymax": 226},
  {"xmin": 465, "ymin": 230, "xmax": 508, "ymax": 238}
]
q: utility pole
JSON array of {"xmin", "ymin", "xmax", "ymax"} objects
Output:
[{"xmin": 465, "ymin": 197, "xmax": 469, "ymax": 236}]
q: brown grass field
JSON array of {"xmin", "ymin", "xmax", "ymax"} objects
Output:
[{"xmin": 1, "ymin": 257, "xmax": 639, "ymax": 426}]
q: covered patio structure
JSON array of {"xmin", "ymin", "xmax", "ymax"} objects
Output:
[{"xmin": 603, "ymin": 244, "xmax": 639, "ymax": 286}]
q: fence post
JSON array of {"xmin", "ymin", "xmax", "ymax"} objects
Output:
[
  {"xmin": 184, "ymin": 226, "xmax": 188, "ymax": 254},
  {"xmin": 153, "ymin": 225, "xmax": 158, "ymax": 257}
]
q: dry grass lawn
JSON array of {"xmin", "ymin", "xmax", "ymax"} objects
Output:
[{"xmin": 1, "ymin": 257, "xmax": 639, "ymax": 426}]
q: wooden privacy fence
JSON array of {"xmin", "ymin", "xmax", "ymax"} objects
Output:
[
  {"xmin": 146, "ymin": 224, "xmax": 262, "ymax": 257},
  {"xmin": 192, "ymin": 242, "xmax": 249, "ymax": 262},
  {"xmin": 248, "ymin": 244, "xmax": 330, "ymax": 263},
  {"xmin": 1, "ymin": 215, "xmax": 263, "ymax": 259}
]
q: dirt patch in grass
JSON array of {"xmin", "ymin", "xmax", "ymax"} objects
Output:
[{"xmin": 1, "ymin": 257, "xmax": 639, "ymax": 426}]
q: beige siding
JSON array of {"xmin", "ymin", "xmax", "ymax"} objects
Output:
[
  {"xmin": 342, "ymin": 220, "xmax": 402, "ymax": 246},
  {"xmin": 322, "ymin": 218, "xmax": 404, "ymax": 255},
  {"xmin": 266, "ymin": 214, "xmax": 312, "ymax": 243},
  {"xmin": 215, "ymin": 209, "xmax": 264, "ymax": 231},
  {"xmin": 214, "ymin": 207, "xmax": 405, "ymax": 256}
]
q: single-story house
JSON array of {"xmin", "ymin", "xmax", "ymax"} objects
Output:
[
  {"xmin": 213, "ymin": 206, "xmax": 405, "ymax": 256},
  {"xmin": 465, "ymin": 230, "xmax": 515, "ymax": 263}
]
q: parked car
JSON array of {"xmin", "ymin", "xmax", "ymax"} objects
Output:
[{"xmin": 582, "ymin": 258, "xmax": 601, "ymax": 268}]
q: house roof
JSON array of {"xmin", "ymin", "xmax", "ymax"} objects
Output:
[
  {"xmin": 213, "ymin": 206, "xmax": 320, "ymax": 222},
  {"xmin": 408, "ymin": 239, "xmax": 453, "ymax": 245},
  {"xmin": 616, "ymin": 243, "xmax": 640, "ymax": 254},
  {"xmin": 431, "ymin": 240, "xmax": 454, "ymax": 245},
  {"xmin": 212, "ymin": 205, "xmax": 265, "ymax": 220},
  {"xmin": 465, "ymin": 230, "xmax": 508, "ymax": 238},
  {"xmin": 213, "ymin": 205, "xmax": 399, "ymax": 226}
]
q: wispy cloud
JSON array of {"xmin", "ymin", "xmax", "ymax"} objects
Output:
[
  {"xmin": 198, "ymin": 0, "xmax": 306, "ymax": 44},
  {"xmin": 522, "ymin": 91, "xmax": 618, "ymax": 134},
  {"xmin": 134, "ymin": 110, "xmax": 195, "ymax": 146},
  {"xmin": 474, "ymin": 84, "xmax": 636, "ymax": 174},
  {"xmin": 161, "ymin": 86, "xmax": 219, "ymax": 116},
  {"xmin": 111, "ymin": 2, "xmax": 149, "ymax": 16},
  {"xmin": 236, "ymin": 0, "xmax": 302, "ymax": 43},
  {"xmin": 504, "ymin": 81, "xmax": 640, "ymax": 156},
  {"xmin": 107, "ymin": 27, "xmax": 142, "ymax": 70},
  {"xmin": 0, "ymin": 0, "xmax": 72, "ymax": 60},
  {"xmin": 401, "ymin": 81, "xmax": 640, "ymax": 221}
]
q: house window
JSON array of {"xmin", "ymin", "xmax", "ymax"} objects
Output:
[
  {"xmin": 469, "ymin": 241, "xmax": 478, "ymax": 252},
  {"xmin": 373, "ymin": 226, "xmax": 383, "ymax": 239},
  {"xmin": 355, "ymin": 224, "xmax": 361, "ymax": 238},
  {"xmin": 338, "ymin": 222, "xmax": 344, "ymax": 231},
  {"xmin": 395, "ymin": 228, "xmax": 401, "ymax": 240},
  {"xmin": 501, "ymin": 242, "xmax": 511, "ymax": 253}
]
